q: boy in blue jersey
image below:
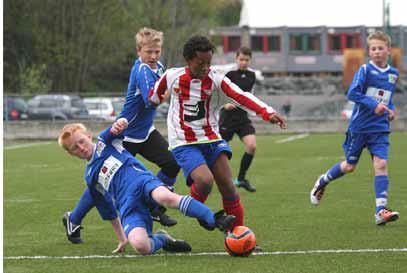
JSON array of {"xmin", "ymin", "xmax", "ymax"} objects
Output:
[
  {"xmin": 63, "ymin": 27, "xmax": 180, "ymax": 244},
  {"xmin": 310, "ymin": 31, "xmax": 399, "ymax": 225},
  {"xmin": 58, "ymin": 122, "xmax": 235, "ymax": 254}
]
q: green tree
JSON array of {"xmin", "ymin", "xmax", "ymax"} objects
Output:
[{"xmin": 4, "ymin": 0, "xmax": 242, "ymax": 94}]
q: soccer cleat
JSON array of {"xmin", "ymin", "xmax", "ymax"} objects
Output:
[
  {"xmin": 234, "ymin": 179, "xmax": 256, "ymax": 192},
  {"xmin": 62, "ymin": 212, "xmax": 83, "ymax": 244},
  {"xmin": 310, "ymin": 175, "xmax": 326, "ymax": 205},
  {"xmin": 252, "ymin": 244, "xmax": 263, "ymax": 253},
  {"xmin": 375, "ymin": 208, "xmax": 400, "ymax": 225},
  {"xmin": 198, "ymin": 219, "xmax": 215, "ymax": 231},
  {"xmin": 156, "ymin": 230, "xmax": 192, "ymax": 252},
  {"xmin": 150, "ymin": 206, "xmax": 178, "ymax": 227},
  {"xmin": 214, "ymin": 210, "xmax": 236, "ymax": 232}
]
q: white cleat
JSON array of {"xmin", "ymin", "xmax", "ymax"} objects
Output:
[
  {"xmin": 310, "ymin": 175, "xmax": 326, "ymax": 205},
  {"xmin": 375, "ymin": 208, "xmax": 400, "ymax": 225}
]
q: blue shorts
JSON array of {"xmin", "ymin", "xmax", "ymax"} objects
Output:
[
  {"xmin": 118, "ymin": 166, "xmax": 165, "ymax": 237},
  {"xmin": 171, "ymin": 140, "xmax": 232, "ymax": 186},
  {"xmin": 342, "ymin": 132, "xmax": 389, "ymax": 164}
]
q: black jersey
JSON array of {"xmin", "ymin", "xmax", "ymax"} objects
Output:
[
  {"xmin": 226, "ymin": 69, "xmax": 256, "ymax": 93},
  {"xmin": 223, "ymin": 69, "xmax": 256, "ymax": 118}
]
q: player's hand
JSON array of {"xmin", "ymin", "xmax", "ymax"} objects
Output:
[
  {"xmin": 223, "ymin": 103, "xmax": 236, "ymax": 110},
  {"xmin": 374, "ymin": 103, "xmax": 389, "ymax": 116},
  {"xmin": 112, "ymin": 239, "xmax": 128, "ymax": 254},
  {"xmin": 388, "ymin": 109, "xmax": 396, "ymax": 121},
  {"xmin": 269, "ymin": 112, "xmax": 286, "ymax": 129},
  {"xmin": 162, "ymin": 89, "xmax": 171, "ymax": 101},
  {"xmin": 110, "ymin": 118, "xmax": 128, "ymax": 135}
]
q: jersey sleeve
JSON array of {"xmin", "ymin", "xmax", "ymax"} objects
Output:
[
  {"xmin": 87, "ymin": 186, "xmax": 118, "ymax": 220},
  {"xmin": 149, "ymin": 70, "xmax": 169, "ymax": 105},
  {"xmin": 138, "ymin": 64, "xmax": 159, "ymax": 106},
  {"xmin": 347, "ymin": 65, "xmax": 378, "ymax": 111},
  {"xmin": 217, "ymin": 74, "xmax": 275, "ymax": 120},
  {"xmin": 98, "ymin": 126, "xmax": 124, "ymax": 145}
]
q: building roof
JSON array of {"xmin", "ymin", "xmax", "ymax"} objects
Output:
[{"xmin": 239, "ymin": 0, "xmax": 407, "ymax": 28}]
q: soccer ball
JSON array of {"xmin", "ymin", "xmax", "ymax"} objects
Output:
[{"xmin": 224, "ymin": 226, "xmax": 256, "ymax": 257}]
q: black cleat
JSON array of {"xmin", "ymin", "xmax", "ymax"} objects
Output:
[
  {"xmin": 198, "ymin": 219, "xmax": 215, "ymax": 231},
  {"xmin": 214, "ymin": 210, "xmax": 236, "ymax": 232},
  {"xmin": 252, "ymin": 244, "xmax": 263, "ymax": 253},
  {"xmin": 235, "ymin": 179, "xmax": 256, "ymax": 192},
  {"xmin": 156, "ymin": 230, "xmax": 192, "ymax": 252},
  {"xmin": 62, "ymin": 212, "xmax": 83, "ymax": 244},
  {"xmin": 151, "ymin": 205, "xmax": 178, "ymax": 227}
]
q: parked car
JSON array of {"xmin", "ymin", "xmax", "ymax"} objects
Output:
[
  {"xmin": 341, "ymin": 101, "xmax": 355, "ymax": 120},
  {"xmin": 3, "ymin": 96, "xmax": 29, "ymax": 121},
  {"xmin": 83, "ymin": 97, "xmax": 124, "ymax": 121},
  {"xmin": 27, "ymin": 94, "xmax": 89, "ymax": 120}
]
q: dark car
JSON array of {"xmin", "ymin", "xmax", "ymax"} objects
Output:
[
  {"xmin": 3, "ymin": 96, "xmax": 29, "ymax": 121},
  {"xmin": 27, "ymin": 94, "xmax": 89, "ymax": 120}
]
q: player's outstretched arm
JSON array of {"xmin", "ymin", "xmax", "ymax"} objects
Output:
[
  {"xmin": 110, "ymin": 217, "xmax": 128, "ymax": 254},
  {"xmin": 388, "ymin": 109, "xmax": 396, "ymax": 121},
  {"xmin": 110, "ymin": 118, "xmax": 129, "ymax": 135},
  {"xmin": 374, "ymin": 103, "xmax": 390, "ymax": 116},
  {"xmin": 269, "ymin": 112, "xmax": 287, "ymax": 129}
]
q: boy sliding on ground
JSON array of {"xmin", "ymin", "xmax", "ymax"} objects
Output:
[{"xmin": 58, "ymin": 121, "xmax": 235, "ymax": 254}]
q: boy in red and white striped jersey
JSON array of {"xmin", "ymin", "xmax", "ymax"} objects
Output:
[{"xmin": 149, "ymin": 36, "xmax": 286, "ymax": 229}]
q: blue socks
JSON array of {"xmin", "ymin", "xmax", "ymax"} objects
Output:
[
  {"xmin": 374, "ymin": 175, "xmax": 389, "ymax": 213},
  {"xmin": 179, "ymin": 196, "xmax": 215, "ymax": 227},
  {"xmin": 150, "ymin": 233, "xmax": 168, "ymax": 254},
  {"xmin": 319, "ymin": 162, "xmax": 345, "ymax": 187},
  {"xmin": 70, "ymin": 188, "xmax": 95, "ymax": 225}
]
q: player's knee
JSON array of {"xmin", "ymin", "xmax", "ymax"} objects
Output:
[
  {"xmin": 129, "ymin": 238, "xmax": 151, "ymax": 255},
  {"xmin": 373, "ymin": 158, "xmax": 387, "ymax": 172},
  {"xmin": 194, "ymin": 176, "xmax": 213, "ymax": 196},
  {"xmin": 343, "ymin": 163, "xmax": 356, "ymax": 173},
  {"xmin": 246, "ymin": 143, "xmax": 256, "ymax": 154}
]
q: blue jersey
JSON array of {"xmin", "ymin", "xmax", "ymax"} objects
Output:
[
  {"xmin": 83, "ymin": 127, "xmax": 155, "ymax": 216},
  {"xmin": 347, "ymin": 61, "xmax": 398, "ymax": 133},
  {"xmin": 118, "ymin": 58, "xmax": 165, "ymax": 142}
]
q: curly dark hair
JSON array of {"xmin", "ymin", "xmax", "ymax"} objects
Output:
[{"xmin": 183, "ymin": 35, "xmax": 215, "ymax": 61}]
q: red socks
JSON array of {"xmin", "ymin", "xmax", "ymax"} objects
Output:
[
  {"xmin": 222, "ymin": 194, "xmax": 244, "ymax": 227},
  {"xmin": 190, "ymin": 183, "xmax": 209, "ymax": 203}
]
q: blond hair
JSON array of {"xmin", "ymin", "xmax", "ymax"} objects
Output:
[
  {"xmin": 367, "ymin": 31, "xmax": 391, "ymax": 47},
  {"xmin": 135, "ymin": 27, "xmax": 163, "ymax": 50},
  {"xmin": 58, "ymin": 123, "xmax": 87, "ymax": 150}
]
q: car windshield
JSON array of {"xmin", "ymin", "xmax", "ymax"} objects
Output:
[
  {"xmin": 85, "ymin": 102, "xmax": 108, "ymax": 110},
  {"xmin": 112, "ymin": 101, "xmax": 124, "ymax": 113},
  {"xmin": 71, "ymin": 98, "xmax": 86, "ymax": 108},
  {"xmin": 13, "ymin": 99, "xmax": 28, "ymax": 110}
]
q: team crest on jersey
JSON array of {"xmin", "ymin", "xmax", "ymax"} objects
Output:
[
  {"xmin": 96, "ymin": 141, "xmax": 106, "ymax": 156},
  {"xmin": 388, "ymin": 74, "xmax": 397, "ymax": 84},
  {"xmin": 203, "ymin": 89, "xmax": 212, "ymax": 95}
]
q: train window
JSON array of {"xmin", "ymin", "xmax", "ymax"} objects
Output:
[
  {"xmin": 290, "ymin": 34, "xmax": 321, "ymax": 53},
  {"xmin": 268, "ymin": 36, "xmax": 281, "ymax": 52},
  {"xmin": 329, "ymin": 33, "xmax": 361, "ymax": 53},
  {"xmin": 251, "ymin": 36, "xmax": 263, "ymax": 52},
  {"xmin": 290, "ymin": 34, "xmax": 303, "ymax": 51},
  {"xmin": 228, "ymin": 36, "xmax": 241, "ymax": 52},
  {"xmin": 330, "ymin": 35, "xmax": 342, "ymax": 51},
  {"xmin": 308, "ymin": 34, "xmax": 321, "ymax": 52}
]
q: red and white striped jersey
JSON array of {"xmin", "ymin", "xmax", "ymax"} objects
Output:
[{"xmin": 150, "ymin": 67, "xmax": 275, "ymax": 149}]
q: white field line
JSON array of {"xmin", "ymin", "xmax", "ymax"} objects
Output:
[
  {"xmin": 275, "ymin": 133, "xmax": 309, "ymax": 144},
  {"xmin": 5, "ymin": 248, "xmax": 407, "ymax": 260},
  {"xmin": 4, "ymin": 142, "xmax": 53, "ymax": 150}
]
